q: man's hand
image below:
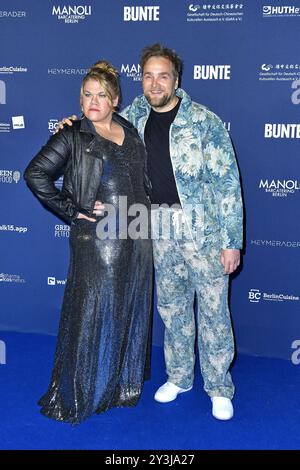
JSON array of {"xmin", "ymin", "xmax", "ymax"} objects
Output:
[
  {"xmin": 76, "ymin": 200, "xmax": 106, "ymax": 222},
  {"xmin": 55, "ymin": 114, "xmax": 78, "ymax": 133},
  {"xmin": 220, "ymin": 249, "xmax": 240, "ymax": 275}
]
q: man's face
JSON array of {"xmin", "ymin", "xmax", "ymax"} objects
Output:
[{"xmin": 142, "ymin": 57, "xmax": 178, "ymax": 111}]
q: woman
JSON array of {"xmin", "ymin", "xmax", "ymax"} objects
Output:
[{"xmin": 24, "ymin": 61, "xmax": 153, "ymax": 424}]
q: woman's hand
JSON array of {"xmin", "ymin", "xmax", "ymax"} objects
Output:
[
  {"xmin": 93, "ymin": 200, "xmax": 105, "ymax": 217},
  {"xmin": 77, "ymin": 212, "xmax": 97, "ymax": 222},
  {"xmin": 76, "ymin": 201, "xmax": 105, "ymax": 222}
]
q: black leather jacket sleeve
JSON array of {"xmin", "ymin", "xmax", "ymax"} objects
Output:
[{"xmin": 24, "ymin": 130, "xmax": 79, "ymax": 224}]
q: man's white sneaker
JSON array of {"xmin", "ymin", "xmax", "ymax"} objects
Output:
[
  {"xmin": 211, "ymin": 397, "xmax": 234, "ymax": 420},
  {"xmin": 154, "ymin": 382, "xmax": 192, "ymax": 403}
]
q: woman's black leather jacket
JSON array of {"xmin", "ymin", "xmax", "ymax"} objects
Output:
[{"xmin": 24, "ymin": 114, "xmax": 151, "ymax": 224}]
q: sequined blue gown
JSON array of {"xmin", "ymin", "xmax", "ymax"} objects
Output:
[{"xmin": 38, "ymin": 128, "xmax": 153, "ymax": 424}]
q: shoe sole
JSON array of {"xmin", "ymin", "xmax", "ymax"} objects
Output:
[
  {"xmin": 154, "ymin": 386, "xmax": 193, "ymax": 403},
  {"xmin": 212, "ymin": 412, "xmax": 234, "ymax": 421}
]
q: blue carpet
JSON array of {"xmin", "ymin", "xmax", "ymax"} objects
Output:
[{"xmin": 0, "ymin": 331, "xmax": 300, "ymax": 450}]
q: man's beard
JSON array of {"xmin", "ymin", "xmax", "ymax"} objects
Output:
[{"xmin": 144, "ymin": 91, "xmax": 173, "ymax": 109}]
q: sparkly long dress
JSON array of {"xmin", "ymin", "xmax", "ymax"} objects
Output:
[{"xmin": 38, "ymin": 127, "xmax": 153, "ymax": 424}]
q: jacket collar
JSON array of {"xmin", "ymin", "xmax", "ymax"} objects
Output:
[
  {"xmin": 79, "ymin": 113, "xmax": 134, "ymax": 135},
  {"xmin": 79, "ymin": 116, "xmax": 97, "ymax": 135},
  {"xmin": 130, "ymin": 88, "xmax": 193, "ymax": 126},
  {"xmin": 174, "ymin": 88, "xmax": 193, "ymax": 126}
]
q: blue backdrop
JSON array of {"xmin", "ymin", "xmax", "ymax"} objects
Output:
[{"xmin": 0, "ymin": 0, "xmax": 299, "ymax": 360}]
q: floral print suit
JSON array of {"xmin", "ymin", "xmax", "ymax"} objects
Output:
[{"xmin": 122, "ymin": 88, "xmax": 243, "ymax": 398}]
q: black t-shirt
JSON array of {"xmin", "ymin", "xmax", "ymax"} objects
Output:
[{"xmin": 144, "ymin": 99, "xmax": 181, "ymax": 206}]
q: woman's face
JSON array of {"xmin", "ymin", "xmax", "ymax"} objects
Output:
[{"xmin": 81, "ymin": 78, "xmax": 118, "ymax": 124}]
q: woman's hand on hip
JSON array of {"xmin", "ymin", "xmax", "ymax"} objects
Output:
[
  {"xmin": 93, "ymin": 200, "xmax": 105, "ymax": 217},
  {"xmin": 76, "ymin": 201, "xmax": 105, "ymax": 222},
  {"xmin": 76, "ymin": 213, "xmax": 97, "ymax": 222}
]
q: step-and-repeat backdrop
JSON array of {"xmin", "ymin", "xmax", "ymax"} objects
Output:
[{"xmin": 1, "ymin": 0, "xmax": 299, "ymax": 361}]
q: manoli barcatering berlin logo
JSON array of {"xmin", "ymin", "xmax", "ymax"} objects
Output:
[
  {"xmin": 52, "ymin": 5, "xmax": 92, "ymax": 23},
  {"xmin": 259, "ymin": 179, "xmax": 300, "ymax": 197},
  {"xmin": 120, "ymin": 64, "xmax": 142, "ymax": 81}
]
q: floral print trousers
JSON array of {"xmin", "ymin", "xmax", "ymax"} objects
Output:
[{"xmin": 152, "ymin": 207, "xmax": 235, "ymax": 399}]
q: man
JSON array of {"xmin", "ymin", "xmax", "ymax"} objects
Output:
[{"xmin": 59, "ymin": 44, "xmax": 243, "ymax": 420}]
